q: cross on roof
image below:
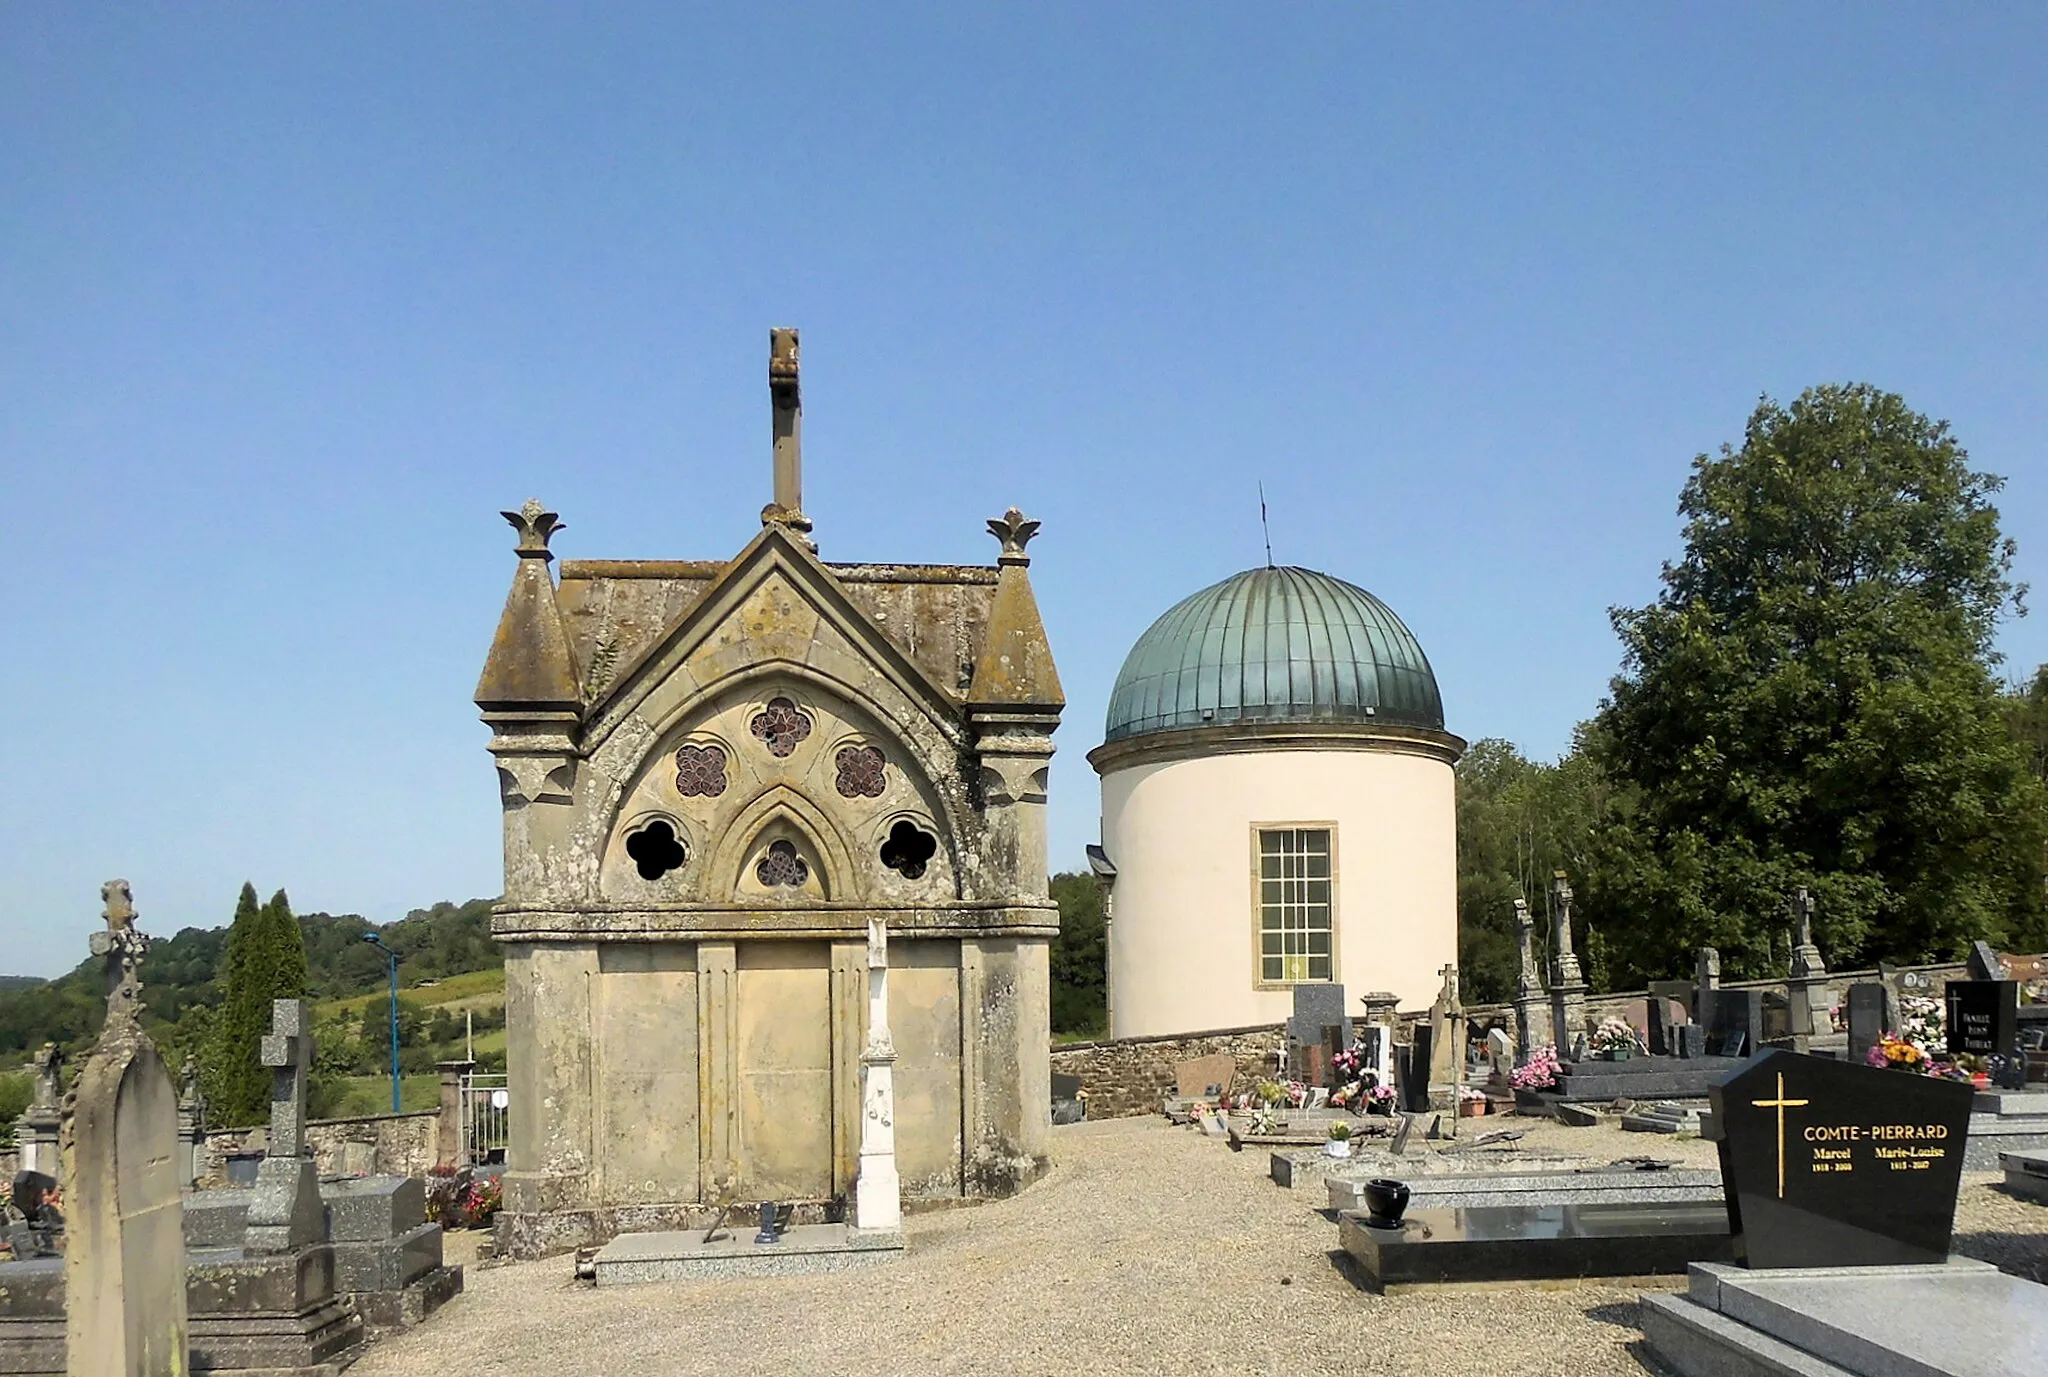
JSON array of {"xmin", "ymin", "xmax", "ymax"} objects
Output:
[{"xmin": 260, "ymin": 999, "xmax": 315, "ymax": 1158}]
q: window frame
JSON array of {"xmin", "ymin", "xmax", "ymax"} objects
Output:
[{"xmin": 1248, "ymin": 821, "xmax": 1340, "ymax": 989}]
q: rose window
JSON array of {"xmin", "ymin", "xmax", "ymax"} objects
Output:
[
  {"xmin": 749, "ymin": 696, "xmax": 813, "ymax": 758},
  {"xmin": 674, "ymin": 744, "xmax": 728, "ymax": 798},
  {"xmin": 835, "ymin": 744, "xmax": 887, "ymax": 799},
  {"xmin": 755, "ymin": 839, "xmax": 810, "ymax": 889}
]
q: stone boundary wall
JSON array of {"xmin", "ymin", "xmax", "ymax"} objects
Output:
[
  {"xmin": 1462, "ymin": 959, "xmax": 1983, "ymax": 1038},
  {"xmin": 1050, "ymin": 1024, "xmax": 1289, "ymax": 1118},
  {"xmin": 197, "ymin": 1110, "xmax": 438, "ymax": 1186}
]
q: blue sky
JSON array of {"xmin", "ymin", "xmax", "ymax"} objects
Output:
[{"xmin": 5, "ymin": 7, "xmax": 2046, "ymax": 975}]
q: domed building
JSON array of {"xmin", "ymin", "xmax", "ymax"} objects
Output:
[{"xmin": 1087, "ymin": 566, "xmax": 1464, "ymax": 1039}]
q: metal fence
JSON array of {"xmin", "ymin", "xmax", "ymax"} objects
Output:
[{"xmin": 459, "ymin": 1071, "xmax": 510, "ymax": 1166}]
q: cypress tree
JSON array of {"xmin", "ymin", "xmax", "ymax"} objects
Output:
[
  {"xmin": 205, "ymin": 882, "xmax": 271, "ymax": 1125},
  {"xmin": 261, "ymin": 889, "xmax": 310, "ymax": 1002}
]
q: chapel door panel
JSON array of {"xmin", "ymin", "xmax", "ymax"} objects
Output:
[
  {"xmin": 735, "ymin": 942, "xmax": 834, "ymax": 1199},
  {"xmin": 891, "ymin": 940, "xmax": 964, "ymax": 1196},
  {"xmin": 596, "ymin": 943, "xmax": 700, "ymax": 1205}
]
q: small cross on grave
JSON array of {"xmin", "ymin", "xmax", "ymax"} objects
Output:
[{"xmin": 260, "ymin": 1000, "xmax": 315, "ymax": 1159}]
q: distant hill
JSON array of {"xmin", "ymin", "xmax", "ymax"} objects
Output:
[{"xmin": 0, "ymin": 897, "xmax": 503, "ymax": 1066}]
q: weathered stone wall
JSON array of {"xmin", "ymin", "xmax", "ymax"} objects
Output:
[
  {"xmin": 1049, "ymin": 1024, "xmax": 1287, "ymax": 1119},
  {"xmin": 196, "ymin": 1110, "xmax": 437, "ymax": 1186},
  {"xmin": 1462, "ymin": 959, "xmax": 1984, "ymax": 1039}
]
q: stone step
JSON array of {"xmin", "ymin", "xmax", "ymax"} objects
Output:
[
  {"xmin": 590, "ymin": 1223, "xmax": 903, "ymax": 1284},
  {"xmin": 1652, "ymin": 1258, "xmax": 2047, "ymax": 1377}
]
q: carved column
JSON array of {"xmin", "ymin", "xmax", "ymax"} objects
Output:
[
  {"xmin": 1547, "ymin": 872, "xmax": 1589, "ymax": 1057},
  {"xmin": 1511, "ymin": 898, "xmax": 1553, "ymax": 1062}
]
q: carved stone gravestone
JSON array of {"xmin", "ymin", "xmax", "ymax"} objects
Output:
[
  {"xmin": 246, "ymin": 999, "xmax": 324, "ymax": 1252},
  {"xmin": 1288, "ymin": 983, "xmax": 1347, "ymax": 1076},
  {"xmin": 1695, "ymin": 947, "xmax": 1721, "ymax": 1038},
  {"xmin": 1645, "ymin": 999, "xmax": 1670, "ymax": 1057},
  {"xmin": 67, "ymin": 881, "xmax": 189, "ymax": 1377},
  {"xmin": 1846, "ymin": 982, "xmax": 1889, "ymax": 1066},
  {"xmin": 1945, "ymin": 980, "xmax": 2020, "ymax": 1062},
  {"xmin": 1711, "ymin": 1049, "xmax": 1973, "ymax": 1268}
]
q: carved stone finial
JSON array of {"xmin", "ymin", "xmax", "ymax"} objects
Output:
[
  {"xmin": 503, "ymin": 499, "xmax": 564, "ymax": 561},
  {"xmin": 987, "ymin": 507, "xmax": 1040, "ymax": 566},
  {"xmin": 89, "ymin": 879, "xmax": 149, "ymax": 1023},
  {"xmin": 102, "ymin": 878, "xmax": 135, "ymax": 930}
]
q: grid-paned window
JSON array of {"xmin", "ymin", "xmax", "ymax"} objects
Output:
[{"xmin": 1258, "ymin": 828, "xmax": 1333, "ymax": 982}]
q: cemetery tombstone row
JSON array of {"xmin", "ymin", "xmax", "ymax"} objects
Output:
[{"xmin": 1710, "ymin": 1049, "xmax": 1974, "ymax": 1268}]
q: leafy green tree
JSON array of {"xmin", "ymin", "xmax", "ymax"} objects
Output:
[
  {"xmin": 2003, "ymin": 664, "xmax": 2048, "ymax": 787},
  {"xmin": 261, "ymin": 889, "xmax": 310, "ymax": 1004},
  {"xmin": 1049, "ymin": 871, "xmax": 1107, "ymax": 1035},
  {"xmin": 1595, "ymin": 384, "xmax": 2048, "ymax": 981}
]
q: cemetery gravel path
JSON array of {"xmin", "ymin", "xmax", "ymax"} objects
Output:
[{"xmin": 350, "ymin": 1116, "xmax": 2047, "ymax": 1377}]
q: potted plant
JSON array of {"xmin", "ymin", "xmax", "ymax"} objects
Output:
[
  {"xmin": 1325, "ymin": 1120, "xmax": 1353, "ymax": 1158},
  {"xmin": 1366, "ymin": 1083, "xmax": 1397, "ymax": 1116},
  {"xmin": 1457, "ymin": 1085, "xmax": 1487, "ymax": 1117}
]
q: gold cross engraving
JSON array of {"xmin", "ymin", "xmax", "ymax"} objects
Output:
[{"xmin": 1751, "ymin": 1071, "xmax": 1811, "ymax": 1199}]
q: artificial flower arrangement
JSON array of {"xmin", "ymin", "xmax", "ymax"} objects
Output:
[
  {"xmin": 1868, "ymin": 1033, "xmax": 1926, "ymax": 1071},
  {"xmin": 1509, "ymin": 1044, "xmax": 1561, "ymax": 1090},
  {"xmin": 1457, "ymin": 1085, "xmax": 1486, "ymax": 1102},
  {"xmin": 1327, "ymin": 1119, "xmax": 1353, "ymax": 1141},
  {"xmin": 1589, "ymin": 1017, "xmax": 1642, "ymax": 1055},
  {"xmin": 1895, "ymin": 995, "xmax": 1946, "ymax": 1058}
]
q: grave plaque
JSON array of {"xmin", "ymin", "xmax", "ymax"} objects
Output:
[
  {"xmin": 1674, "ymin": 1025, "xmax": 1706, "ymax": 1060},
  {"xmin": 1711, "ymin": 1049, "xmax": 1973, "ymax": 1268},
  {"xmin": 1944, "ymin": 980, "xmax": 2019, "ymax": 1060}
]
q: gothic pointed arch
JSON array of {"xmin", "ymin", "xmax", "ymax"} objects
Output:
[{"xmin": 710, "ymin": 782, "xmax": 859, "ymax": 904}]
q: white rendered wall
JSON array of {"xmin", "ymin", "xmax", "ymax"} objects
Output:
[{"xmin": 1101, "ymin": 749, "xmax": 1456, "ymax": 1039}]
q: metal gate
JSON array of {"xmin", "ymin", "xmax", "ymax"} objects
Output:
[{"xmin": 459, "ymin": 1071, "xmax": 510, "ymax": 1166}]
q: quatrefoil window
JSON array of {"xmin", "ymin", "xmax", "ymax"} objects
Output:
[
  {"xmin": 835, "ymin": 745, "xmax": 887, "ymax": 799},
  {"xmin": 674, "ymin": 743, "xmax": 728, "ymax": 798},
  {"xmin": 750, "ymin": 697, "xmax": 813, "ymax": 758},
  {"xmin": 625, "ymin": 819, "xmax": 688, "ymax": 881},
  {"xmin": 879, "ymin": 820, "xmax": 938, "ymax": 880},
  {"xmin": 756, "ymin": 839, "xmax": 810, "ymax": 889}
]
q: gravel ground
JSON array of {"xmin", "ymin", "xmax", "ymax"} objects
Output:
[{"xmin": 352, "ymin": 1115, "xmax": 2048, "ymax": 1377}]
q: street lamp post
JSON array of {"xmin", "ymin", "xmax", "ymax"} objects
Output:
[{"xmin": 362, "ymin": 933, "xmax": 401, "ymax": 1114}]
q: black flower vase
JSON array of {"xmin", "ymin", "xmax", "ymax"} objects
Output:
[{"xmin": 1362, "ymin": 1178, "xmax": 1411, "ymax": 1230}]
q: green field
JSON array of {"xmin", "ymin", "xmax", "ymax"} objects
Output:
[{"xmin": 316, "ymin": 966, "xmax": 506, "ymax": 1020}]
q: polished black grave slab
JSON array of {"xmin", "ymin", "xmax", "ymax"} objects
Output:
[
  {"xmin": 1336, "ymin": 1200, "xmax": 1734, "ymax": 1290},
  {"xmin": 1711, "ymin": 1048, "xmax": 1974, "ymax": 1268}
]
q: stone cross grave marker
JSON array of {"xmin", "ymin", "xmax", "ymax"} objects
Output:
[
  {"xmin": 1711, "ymin": 1049, "xmax": 1973, "ymax": 1268},
  {"xmin": 68, "ymin": 880, "xmax": 189, "ymax": 1377},
  {"xmin": 1695, "ymin": 947, "xmax": 1721, "ymax": 1037},
  {"xmin": 245, "ymin": 998, "xmax": 324, "ymax": 1253}
]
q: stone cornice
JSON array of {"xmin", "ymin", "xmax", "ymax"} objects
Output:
[
  {"xmin": 492, "ymin": 902, "xmax": 1059, "ymax": 943},
  {"xmin": 1086, "ymin": 720, "xmax": 1466, "ymax": 775}
]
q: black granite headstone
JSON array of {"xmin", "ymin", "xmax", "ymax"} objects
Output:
[
  {"xmin": 1945, "ymin": 980, "xmax": 2019, "ymax": 1060},
  {"xmin": 1401, "ymin": 1030, "xmax": 1432, "ymax": 1112},
  {"xmin": 1674, "ymin": 1025, "xmax": 1707, "ymax": 1060},
  {"xmin": 1712, "ymin": 990, "xmax": 1764, "ymax": 1058},
  {"xmin": 1646, "ymin": 1000, "xmax": 1670, "ymax": 1057},
  {"xmin": 1711, "ymin": 1049, "xmax": 1973, "ymax": 1268}
]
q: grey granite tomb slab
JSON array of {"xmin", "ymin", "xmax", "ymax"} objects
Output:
[
  {"xmin": 323, "ymin": 1175, "xmax": 426, "ymax": 1242},
  {"xmin": 2005, "ymin": 1150, "xmax": 2048, "ymax": 1206},
  {"xmin": 1327, "ymin": 1166, "xmax": 1723, "ymax": 1214},
  {"xmin": 591, "ymin": 1223, "xmax": 904, "ymax": 1284},
  {"xmin": 1642, "ymin": 1258, "xmax": 2048, "ymax": 1377}
]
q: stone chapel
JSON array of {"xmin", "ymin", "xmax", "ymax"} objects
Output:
[{"xmin": 475, "ymin": 331, "xmax": 1063, "ymax": 1257}]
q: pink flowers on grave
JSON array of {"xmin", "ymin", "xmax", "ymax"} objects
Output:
[{"xmin": 1510, "ymin": 1044, "xmax": 1562, "ymax": 1090}]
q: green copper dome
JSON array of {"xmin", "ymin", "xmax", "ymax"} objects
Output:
[{"xmin": 1104, "ymin": 566, "xmax": 1445, "ymax": 744}]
